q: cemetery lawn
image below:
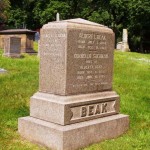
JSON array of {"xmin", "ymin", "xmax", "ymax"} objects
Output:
[{"xmin": 0, "ymin": 49, "xmax": 150, "ymax": 150}]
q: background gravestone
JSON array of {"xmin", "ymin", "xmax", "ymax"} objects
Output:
[
  {"xmin": 116, "ymin": 29, "xmax": 130, "ymax": 52},
  {"xmin": 3, "ymin": 36, "xmax": 21, "ymax": 58},
  {"xmin": 121, "ymin": 29, "xmax": 130, "ymax": 52},
  {"xmin": 18, "ymin": 18, "xmax": 129, "ymax": 150},
  {"xmin": 0, "ymin": 29, "xmax": 36, "ymax": 54}
]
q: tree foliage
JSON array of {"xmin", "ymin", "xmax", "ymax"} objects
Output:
[
  {"xmin": 128, "ymin": 0, "xmax": 150, "ymax": 52},
  {"xmin": 33, "ymin": 0, "xmax": 70, "ymax": 28},
  {"xmin": 0, "ymin": 0, "xmax": 10, "ymax": 24},
  {"xmin": 2, "ymin": 0, "xmax": 150, "ymax": 53}
]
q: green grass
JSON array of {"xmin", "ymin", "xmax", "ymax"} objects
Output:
[
  {"xmin": 33, "ymin": 42, "xmax": 38, "ymax": 52},
  {"xmin": 83, "ymin": 52, "xmax": 150, "ymax": 150},
  {"xmin": 0, "ymin": 49, "xmax": 150, "ymax": 150}
]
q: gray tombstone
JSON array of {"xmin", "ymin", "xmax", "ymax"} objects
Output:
[
  {"xmin": 3, "ymin": 36, "xmax": 21, "ymax": 58},
  {"xmin": 18, "ymin": 18, "xmax": 129, "ymax": 150}
]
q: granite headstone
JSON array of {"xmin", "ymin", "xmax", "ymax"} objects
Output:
[{"xmin": 18, "ymin": 18, "xmax": 129, "ymax": 150}]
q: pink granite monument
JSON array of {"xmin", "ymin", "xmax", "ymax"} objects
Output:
[{"xmin": 18, "ymin": 18, "xmax": 129, "ymax": 150}]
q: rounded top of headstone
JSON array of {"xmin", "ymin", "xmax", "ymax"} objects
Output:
[
  {"xmin": 43, "ymin": 18, "xmax": 113, "ymax": 32},
  {"xmin": 0, "ymin": 29, "xmax": 36, "ymax": 35}
]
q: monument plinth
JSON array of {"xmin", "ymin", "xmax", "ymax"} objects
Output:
[{"xmin": 18, "ymin": 18, "xmax": 129, "ymax": 150}]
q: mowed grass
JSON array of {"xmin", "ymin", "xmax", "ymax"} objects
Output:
[
  {"xmin": 0, "ymin": 48, "xmax": 150, "ymax": 150},
  {"xmin": 83, "ymin": 52, "xmax": 150, "ymax": 150}
]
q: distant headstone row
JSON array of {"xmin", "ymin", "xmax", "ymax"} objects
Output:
[{"xmin": 18, "ymin": 18, "xmax": 129, "ymax": 150}]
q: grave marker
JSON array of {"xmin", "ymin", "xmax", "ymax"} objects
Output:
[
  {"xmin": 3, "ymin": 36, "xmax": 21, "ymax": 58},
  {"xmin": 18, "ymin": 18, "xmax": 129, "ymax": 150}
]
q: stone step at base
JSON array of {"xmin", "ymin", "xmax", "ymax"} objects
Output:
[{"xmin": 18, "ymin": 114, "xmax": 129, "ymax": 150}]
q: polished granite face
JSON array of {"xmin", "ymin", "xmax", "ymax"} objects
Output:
[{"xmin": 39, "ymin": 19, "xmax": 115, "ymax": 95}]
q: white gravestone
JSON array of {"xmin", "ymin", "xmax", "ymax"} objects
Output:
[{"xmin": 116, "ymin": 29, "xmax": 130, "ymax": 52}]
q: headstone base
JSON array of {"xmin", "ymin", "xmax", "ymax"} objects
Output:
[
  {"xmin": 30, "ymin": 91, "xmax": 120, "ymax": 125},
  {"xmin": 121, "ymin": 42, "xmax": 130, "ymax": 52},
  {"xmin": 18, "ymin": 114, "xmax": 129, "ymax": 150}
]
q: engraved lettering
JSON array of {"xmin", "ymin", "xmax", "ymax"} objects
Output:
[
  {"xmin": 80, "ymin": 65, "xmax": 93, "ymax": 70},
  {"xmin": 74, "ymin": 54, "xmax": 92, "ymax": 59},
  {"xmin": 71, "ymin": 100, "xmax": 116, "ymax": 122},
  {"xmin": 88, "ymin": 45, "xmax": 94, "ymax": 50},
  {"xmin": 88, "ymin": 105, "xmax": 94, "ymax": 116},
  {"xmin": 77, "ymin": 40, "xmax": 85, "ymax": 44},
  {"xmin": 88, "ymin": 40, "xmax": 94, "ymax": 44},
  {"xmin": 94, "ymin": 34, "xmax": 106, "ymax": 40},
  {"xmin": 74, "ymin": 54, "xmax": 108, "ymax": 59},
  {"xmin": 95, "ymin": 104, "xmax": 101, "ymax": 114},
  {"xmin": 68, "ymin": 30, "xmax": 112, "ymax": 91},
  {"xmin": 93, "ymin": 54, "xmax": 108, "ymax": 58},
  {"xmin": 102, "ymin": 103, "xmax": 107, "ymax": 113},
  {"xmin": 87, "ymin": 70, "xmax": 92, "ymax": 74},
  {"xmin": 79, "ymin": 33, "xmax": 93, "ymax": 39},
  {"xmin": 95, "ymin": 65, "xmax": 102, "ymax": 69},
  {"xmin": 81, "ymin": 107, "xmax": 87, "ymax": 117},
  {"xmin": 86, "ymin": 75, "xmax": 93, "ymax": 79},
  {"xmin": 80, "ymin": 102, "xmax": 109, "ymax": 118}
]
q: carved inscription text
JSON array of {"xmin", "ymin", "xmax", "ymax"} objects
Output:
[
  {"xmin": 81, "ymin": 103, "xmax": 107, "ymax": 117},
  {"xmin": 68, "ymin": 30, "xmax": 113, "ymax": 93},
  {"xmin": 70, "ymin": 100, "xmax": 116, "ymax": 121}
]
